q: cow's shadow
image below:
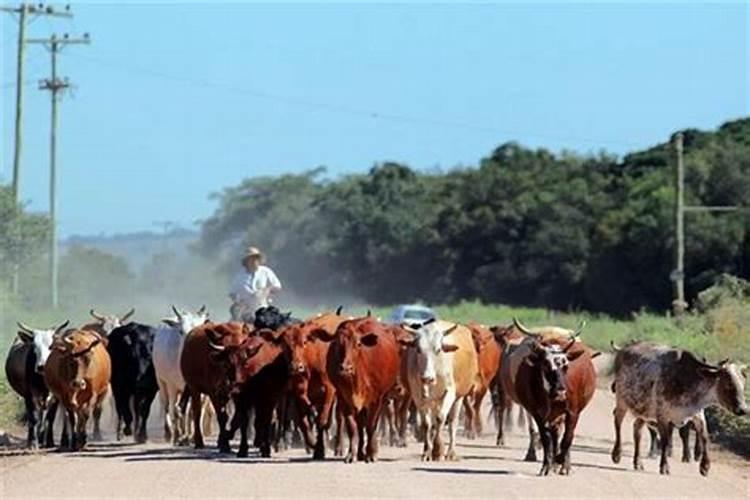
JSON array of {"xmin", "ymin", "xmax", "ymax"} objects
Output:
[{"xmin": 411, "ymin": 466, "xmax": 515, "ymax": 476}]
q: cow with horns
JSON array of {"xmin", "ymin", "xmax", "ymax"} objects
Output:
[
  {"xmin": 4, "ymin": 320, "xmax": 70, "ymax": 448},
  {"xmin": 83, "ymin": 308, "xmax": 136, "ymax": 337},
  {"xmin": 399, "ymin": 319, "xmax": 479, "ymax": 461},
  {"xmin": 495, "ymin": 318, "xmax": 596, "ymax": 475},
  {"xmin": 610, "ymin": 341, "xmax": 748, "ymax": 476},
  {"xmin": 43, "ymin": 329, "xmax": 112, "ymax": 451}
]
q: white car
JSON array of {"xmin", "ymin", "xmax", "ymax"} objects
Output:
[{"xmin": 388, "ymin": 304, "xmax": 437, "ymax": 327}]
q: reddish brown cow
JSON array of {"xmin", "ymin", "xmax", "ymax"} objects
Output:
[
  {"xmin": 209, "ymin": 327, "xmax": 289, "ymax": 457},
  {"xmin": 180, "ymin": 321, "xmax": 251, "ymax": 452},
  {"xmin": 464, "ymin": 323, "xmax": 501, "ymax": 439},
  {"xmin": 44, "ymin": 329, "xmax": 111, "ymax": 451},
  {"xmin": 319, "ymin": 317, "xmax": 401, "ymax": 463},
  {"xmin": 496, "ymin": 319, "xmax": 596, "ymax": 475},
  {"xmin": 280, "ymin": 311, "xmax": 346, "ymax": 459}
]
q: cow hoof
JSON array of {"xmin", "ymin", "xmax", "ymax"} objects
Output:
[
  {"xmin": 135, "ymin": 433, "xmax": 147, "ymax": 445},
  {"xmin": 237, "ymin": 448, "xmax": 249, "ymax": 458},
  {"xmin": 92, "ymin": 432, "xmax": 103, "ymax": 442},
  {"xmin": 634, "ymin": 461, "xmax": 644, "ymax": 471},
  {"xmin": 523, "ymin": 450, "xmax": 537, "ymax": 462},
  {"xmin": 123, "ymin": 426, "xmax": 132, "ymax": 437},
  {"xmin": 445, "ymin": 450, "xmax": 458, "ymax": 461},
  {"xmin": 611, "ymin": 448, "xmax": 621, "ymax": 464},
  {"xmin": 538, "ymin": 465, "xmax": 551, "ymax": 476},
  {"xmin": 496, "ymin": 438, "xmax": 505, "ymax": 447},
  {"xmin": 344, "ymin": 453, "xmax": 354, "ymax": 464},
  {"xmin": 700, "ymin": 462, "xmax": 710, "ymax": 477},
  {"xmin": 682, "ymin": 454, "xmax": 691, "ymax": 464},
  {"xmin": 659, "ymin": 464, "xmax": 670, "ymax": 475}
]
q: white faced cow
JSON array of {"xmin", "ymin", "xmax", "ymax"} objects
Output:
[
  {"xmin": 611, "ymin": 341, "xmax": 748, "ymax": 476},
  {"xmin": 152, "ymin": 305, "xmax": 209, "ymax": 445},
  {"xmin": 400, "ymin": 319, "xmax": 479, "ymax": 461},
  {"xmin": 4, "ymin": 321, "xmax": 69, "ymax": 448}
]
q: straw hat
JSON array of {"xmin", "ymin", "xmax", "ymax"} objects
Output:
[{"xmin": 242, "ymin": 246, "xmax": 264, "ymax": 266}]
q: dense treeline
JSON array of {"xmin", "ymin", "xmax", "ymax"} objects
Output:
[{"xmin": 197, "ymin": 119, "xmax": 750, "ymax": 315}]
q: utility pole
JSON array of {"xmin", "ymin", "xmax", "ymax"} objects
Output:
[
  {"xmin": 671, "ymin": 132, "xmax": 743, "ymax": 317},
  {"xmin": 1, "ymin": 3, "xmax": 73, "ymax": 202},
  {"xmin": 28, "ymin": 32, "xmax": 90, "ymax": 308}
]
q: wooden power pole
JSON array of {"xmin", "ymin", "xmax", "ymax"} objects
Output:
[
  {"xmin": 28, "ymin": 32, "xmax": 90, "ymax": 308},
  {"xmin": 671, "ymin": 132, "xmax": 742, "ymax": 317},
  {"xmin": 1, "ymin": 3, "xmax": 73, "ymax": 295}
]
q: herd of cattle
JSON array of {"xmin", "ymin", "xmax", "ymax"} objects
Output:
[{"xmin": 4, "ymin": 305, "xmax": 748, "ymax": 478}]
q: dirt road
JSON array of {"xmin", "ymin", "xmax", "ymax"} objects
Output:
[{"xmin": 1, "ymin": 387, "xmax": 748, "ymax": 499}]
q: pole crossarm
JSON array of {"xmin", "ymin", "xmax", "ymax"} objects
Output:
[{"xmin": 0, "ymin": 4, "xmax": 73, "ymax": 17}]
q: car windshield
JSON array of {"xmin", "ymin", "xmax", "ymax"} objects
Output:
[{"xmin": 403, "ymin": 310, "xmax": 433, "ymax": 320}]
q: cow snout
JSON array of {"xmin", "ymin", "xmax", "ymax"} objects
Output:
[
  {"xmin": 290, "ymin": 362, "xmax": 306, "ymax": 375},
  {"xmin": 35, "ymin": 364, "xmax": 45, "ymax": 374},
  {"xmin": 552, "ymin": 389, "xmax": 566, "ymax": 401},
  {"xmin": 735, "ymin": 406, "xmax": 748, "ymax": 417},
  {"xmin": 70, "ymin": 379, "xmax": 87, "ymax": 390},
  {"xmin": 340, "ymin": 363, "xmax": 355, "ymax": 376},
  {"xmin": 421, "ymin": 375, "xmax": 436, "ymax": 385}
]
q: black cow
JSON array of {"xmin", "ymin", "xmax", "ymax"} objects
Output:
[
  {"xmin": 251, "ymin": 306, "xmax": 299, "ymax": 330},
  {"xmin": 4, "ymin": 321, "xmax": 69, "ymax": 448},
  {"xmin": 107, "ymin": 322, "xmax": 159, "ymax": 443}
]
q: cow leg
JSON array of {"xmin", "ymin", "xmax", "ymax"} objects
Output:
[
  {"xmin": 524, "ymin": 414, "xmax": 538, "ymax": 462},
  {"xmin": 210, "ymin": 397, "xmax": 231, "ymax": 453},
  {"xmin": 342, "ymin": 406, "xmax": 358, "ymax": 464},
  {"xmin": 60, "ymin": 408, "xmax": 71, "ymax": 450},
  {"xmin": 679, "ymin": 424, "xmax": 692, "ymax": 463},
  {"xmin": 556, "ymin": 412, "xmax": 579, "ymax": 475},
  {"xmin": 42, "ymin": 398, "xmax": 58, "ymax": 448},
  {"xmin": 255, "ymin": 402, "xmax": 275, "ymax": 458},
  {"xmin": 191, "ymin": 388, "xmax": 206, "ymax": 451},
  {"xmin": 92, "ymin": 399, "xmax": 104, "ymax": 442},
  {"xmin": 549, "ymin": 423, "xmax": 560, "ymax": 470},
  {"xmin": 694, "ymin": 414, "xmax": 710, "ymax": 476},
  {"xmin": 23, "ymin": 396, "xmax": 38, "ymax": 449},
  {"xmin": 471, "ymin": 387, "xmax": 486, "ymax": 439},
  {"xmin": 356, "ymin": 410, "xmax": 368, "ymax": 462},
  {"xmin": 156, "ymin": 379, "xmax": 171, "ymax": 442},
  {"xmin": 236, "ymin": 402, "xmax": 250, "ymax": 458},
  {"xmin": 658, "ymin": 421, "xmax": 674, "ymax": 475},
  {"xmin": 294, "ymin": 396, "xmax": 317, "ymax": 451},
  {"xmin": 113, "ymin": 388, "xmax": 132, "ymax": 441},
  {"xmin": 494, "ymin": 391, "xmax": 507, "ymax": 447},
  {"xmin": 647, "ymin": 426, "xmax": 659, "ymax": 458},
  {"xmin": 535, "ymin": 417, "xmax": 552, "ymax": 476},
  {"xmin": 136, "ymin": 386, "xmax": 157, "ymax": 444},
  {"xmin": 313, "ymin": 384, "xmax": 336, "ymax": 460},
  {"xmin": 633, "ymin": 418, "xmax": 645, "ymax": 471},
  {"xmin": 365, "ymin": 403, "xmax": 383, "ymax": 463},
  {"xmin": 395, "ymin": 395, "xmax": 410, "ymax": 447},
  {"xmin": 611, "ymin": 402, "xmax": 627, "ymax": 464},
  {"xmin": 444, "ymin": 397, "xmax": 462, "ymax": 461}
]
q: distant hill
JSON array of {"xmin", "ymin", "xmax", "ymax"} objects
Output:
[{"xmin": 63, "ymin": 229, "xmax": 198, "ymax": 272}]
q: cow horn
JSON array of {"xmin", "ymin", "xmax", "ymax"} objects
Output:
[
  {"xmin": 64, "ymin": 335, "xmax": 75, "ymax": 345},
  {"xmin": 442, "ymin": 324, "xmax": 459, "ymax": 336},
  {"xmin": 54, "ymin": 320, "xmax": 70, "ymax": 335},
  {"xmin": 591, "ymin": 351, "xmax": 602, "ymax": 359},
  {"xmin": 90, "ymin": 309, "xmax": 105, "ymax": 321},
  {"xmin": 336, "ymin": 305, "xmax": 343, "ymax": 315},
  {"xmin": 718, "ymin": 358, "xmax": 729, "ymax": 366},
  {"xmin": 570, "ymin": 320, "xmax": 586, "ymax": 339},
  {"xmin": 171, "ymin": 305, "xmax": 182, "ymax": 320},
  {"xmin": 198, "ymin": 305, "xmax": 207, "ymax": 316},
  {"xmin": 366, "ymin": 309, "xmax": 371, "ymax": 317},
  {"xmin": 563, "ymin": 338, "xmax": 577, "ymax": 353},
  {"xmin": 610, "ymin": 340, "xmax": 621, "ymax": 352},
  {"xmin": 423, "ymin": 317, "xmax": 436, "ymax": 327},
  {"xmin": 208, "ymin": 340, "xmax": 226, "ymax": 352},
  {"xmin": 121, "ymin": 308, "xmax": 135, "ymax": 322},
  {"xmin": 512, "ymin": 317, "xmax": 537, "ymax": 337},
  {"xmin": 17, "ymin": 322, "xmax": 34, "ymax": 334}
]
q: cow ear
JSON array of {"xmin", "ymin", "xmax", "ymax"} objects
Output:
[
  {"xmin": 361, "ymin": 333, "xmax": 378, "ymax": 347},
  {"xmin": 17, "ymin": 330, "xmax": 34, "ymax": 343},
  {"xmin": 259, "ymin": 328, "xmax": 283, "ymax": 343},
  {"xmin": 441, "ymin": 343, "xmax": 459, "ymax": 353},
  {"xmin": 567, "ymin": 350, "xmax": 584, "ymax": 362},
  {"xmin": 162, "ymin": 318, "xmax": 179, "ymax": 328},
  {"xmin": 524, "ymin": 354, "xmax": 540, "ymax": 367},
  {"xmin": 311, "ymin": 328, "xmax": 335, "ymax": 343}
]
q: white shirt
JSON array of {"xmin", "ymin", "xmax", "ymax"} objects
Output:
[{"xmin": 229, "ymin": 265, "xmax": 282, "ymax": 308}]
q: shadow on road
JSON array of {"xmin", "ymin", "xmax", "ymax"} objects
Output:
[{"xmin": 411, "ymin": 466, "xmax": 516, "ymax": 476}]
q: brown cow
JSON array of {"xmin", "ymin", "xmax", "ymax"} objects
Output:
[
  {"xmin": 280, "ymin": 311, "xmax": 345, "ymax": 459},
  {"xmin": 464, "ymin": 323, "xmax": 501, "ymax": 439},
  {"xmin": 496, "ymin": 318, "xmax": 596, "ymax": 475},
  {"xmin": 83, "ymin": 308, "xmax": 135, "ymax": 337},
  {"xmin": 320, "ymin": 317, "xmax": 401, "ymax": 463},
  {"xmin": 208, "ymin": 327, "xmax": 289, "ymax": 457},
  {"xmin": 180, "ymin": 321, "xmax": 251, "ymax": 452},
  {"xmin": 44, "ymin": 329, "xmax": 111, "ymax": 451}
]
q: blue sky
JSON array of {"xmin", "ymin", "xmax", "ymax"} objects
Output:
[{"xmin": 1, "ymin": 2, "xmax": 748, "ymax": 237}]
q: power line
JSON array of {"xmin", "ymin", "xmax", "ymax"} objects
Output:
[{"xmin": 67, "ymin": 51, "xmax": 644, "ymax": 150}]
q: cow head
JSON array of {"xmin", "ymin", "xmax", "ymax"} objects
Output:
[
  {"xmin": 399, "ymin": 321, "xmax": 458, "ymax": 396},
  {"xmin": 253, "ymin": 306, "xmax": 294, "ymax": 330},
  {"xmin": 321, "ymin": 317, "xmax": 384, "ymax": 379},
  {"xmin": 699, "ymin": 359, "xmax": 748, "ymax": 416},
  {"xmin": 209, "ymin": 327, "xmax": 284, "ymax": 393},
  {"xmin": 524, "ymin": 339, "xmax": 583, "ymax": 402},
  {"xmin": 52, "ymin": 329, "xmax": 104, "ymax": 394},
  {"xmin": 89, "ymin": 308, "xmax": 135, "ymax": 335},
  {"xmin": 162, "ymin": 305, "xmax": 209, "ymax": 335},
  {"xmin": 17, "ymin": 320, "xmax": 70, "ymax": 372},
  {"xmin": 282, "ymin": 323, "xmax": 311, "ymax": 376}
]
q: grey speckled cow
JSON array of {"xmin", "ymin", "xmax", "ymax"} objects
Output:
[{"xmin": 610, "ymin": 341, "xmax": 747, "ymax": 477}]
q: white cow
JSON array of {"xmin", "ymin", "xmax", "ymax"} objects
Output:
[
  {"xmin": 400, "ymin": 319, "xmax": 479, "ymax": 461},
  {"xmin": 153, "ymin": 305, "xmax": 208, "ymax": 445}
]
